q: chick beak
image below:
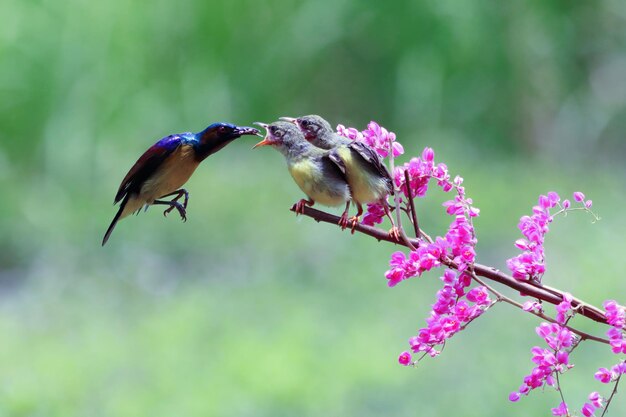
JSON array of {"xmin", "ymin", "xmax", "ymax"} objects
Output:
[
  {"xmin": 279, "ymin": 117, "xmax": 297, "ymax": 124},
  {"xmin": 235, "ymin": 126, "xmax": 262, "ymax": 137},
  {"xmin": 252, "ymin": 137, "xmax": 275, "ymax": 149}
]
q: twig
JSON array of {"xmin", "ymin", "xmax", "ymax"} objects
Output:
[
  {"xmin": 470, "ymin": 272, "xmax": 609, "ymax": 344},
  {"xmin": 601, "ymin": 369, "xmax": 623, "ymax": 417},
  {"xmin": 387, "ymin": 143, "xmax": 416, "ymax": 251},
  {"xmin": 554, "ymin": 372, "xmax": 570, "ymax": 417},
  {"xmin": 290, "ymin": 204, "xmax": 610, "ymax": 328},
  {"xmin": 404, "ymin": 169, "xmax": 421, "ymax": 239}
]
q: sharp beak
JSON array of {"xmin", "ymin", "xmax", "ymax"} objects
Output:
[
  {"xmin": 252, "ymin": 137, "xmax": 275, "ymax": 149},
  {"xmin": 253, "ymin": 122, "xmax": 269, "ymax": 129},
  {"xmin": 235, "ymin": 126, "xmax": 262, "ymax": 137},
  {"xmin": 279, "ymin": 117, "xmax": 297, "ymax": 124}
]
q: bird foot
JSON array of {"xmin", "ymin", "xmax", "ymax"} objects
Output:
[
  {"xmin": 388, "ymin": 226, "xmax": 401, "ymax": 241},
  {"xmin": 338, "ymin": 212, "xmax": 350, "ymax": 230},
  {"xmin": 180, "ymin": 190, "xmax": 190, "ymax": 209},
  {"xmin": 163, "ymin": 202, "xmax": 187, "ymax": 222},
  {"xmin": 294, "ymin": 199, "xmax": 313, "ymax": 215},
  {"xmin": 349, "ymin": 216, "xmax": 360, "ymax": 234}
]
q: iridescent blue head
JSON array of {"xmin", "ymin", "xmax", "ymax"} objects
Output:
[{"xmin": 195, "ymin": 122, "xmax": 260, "ymax": 160}]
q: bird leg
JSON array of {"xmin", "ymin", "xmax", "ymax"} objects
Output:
[
  {"xmin": 338, "ymin": 201, "xmax": 352, "ymax": 230},
  {"xmin": 153, "ymin": 199, "xmax": 187, "ymax": 222},
  {"xmin": 294, "ymin": 198, "xmax": 314, "ymax": 215},
  {"xmin": 382, "ymin": 199, "xmax": 400, "ymax": 241},
  {"xmin": 159, "ymin": 188, "xmax": 190, "ymax": 218},
  {"xmin": 349, "ymin": 202, "xmax": 364, "ymax": 234}
]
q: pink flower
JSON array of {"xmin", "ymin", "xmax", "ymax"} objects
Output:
[
  {"xmin": 362, "ymin": 203, "xmax": 386, "ymax": 226},
  {"xmin": 613, "ymin": 361, "xmax": 626, "ymax": 374},
  {"xmin": 573, "ymin": 191, "xmax": 585, "ymax": 202},
  {"xmin": 589, "ymin": 391, "xmax": 603, "ymax": 408},
  {"xmin": 508, "ymin": 392, "xmax": 520, "ymax": 402},
  {"xmin": 522, "ymin": 301, "xmax": 543, "ymax": 313},
  {"xmin": 594, "ymin": 367, "xmax": 612, "ymax": 384},
  {"xmin": 466, "ymin": 287, "xmax": 490, "ymax": 306},
  {"xmin": 551, "ymin": 402, "xmax": 569, "ymax": 416},
  {"xmin": 398, "ymin": 351, "xmax": 412, "ymax": 366},
  {"xmin": 603, "ymin": 300, "xmax": 625, "ymax": 328},
  {"xmin": 581, "ymin": 403, "xmax": 595, "ymax": 417},
  {"xmin": 556, "ymin": 293, "xmax": 573, "ymax": 324}
]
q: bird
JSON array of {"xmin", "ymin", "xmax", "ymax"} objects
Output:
[
  {"xmin": 102, "ymin": 122, "xmax": 260, "ymax": 246},
  {"xmin": 252, "ymin": 121, "xmax": 352, "ymax": 226},
  {"xmin": 280, "ymin": 115, "xmax": 398, "ymax": 237}
]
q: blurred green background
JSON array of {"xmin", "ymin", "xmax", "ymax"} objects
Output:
[{"xmin": 1, "ymin": 0, "xmax": 625, "ymax": 415}]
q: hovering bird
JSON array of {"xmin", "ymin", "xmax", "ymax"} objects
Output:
[
  {"xmin": 252, "ymin": 121, "xmax": 352, "ymax": 226},
  {"xmin": 280, "ymin": 115, "xmax": 397, "ymax": 235},
  {"xmin": 102, "ymin": 122, "xmax": 260, "ymax": 246}
]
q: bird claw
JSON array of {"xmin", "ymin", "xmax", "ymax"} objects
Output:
[
  {"xmin": 163, "ymin": 202, "xmax": 187, "ymax": 222},
  {"xmin": 349, "ymin": 216, "xmax": 360, "ymax": 234},
  {"xmin": 294, "ymin": 199, "xmax": 313, "ymax": 215},
  {"xmin": 338, "ymin": 213, "xmax": 350, "ymax": 230},
  {"xmin": 388, "ymin": 226, "xmax": 401, "ymax": 241}
]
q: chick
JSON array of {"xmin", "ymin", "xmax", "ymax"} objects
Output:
[
  {"xmin": 281, "ymin": 115, "xmax": 396, "ymax": 235},
  {"xmin": 253, "ymin": 121, "xmax": 352, "ymax": 226}
]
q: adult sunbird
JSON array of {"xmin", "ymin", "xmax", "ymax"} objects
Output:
[
  {"xmin": 252, "ymin": 121, "xmax": 352, "ymax": 225},
  {"xmin": 280, "ymin": 115, "xmax": 396, "ymax": 234},
  {"xmin": 102, "ymin": 122, "xmax": 260, "ymax": 246}
]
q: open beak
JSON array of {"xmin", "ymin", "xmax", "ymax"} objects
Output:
[
  {"xmin": 252, "ymin": 122, "xmax": 276, "ymax": 148},
  {"xmin": 252, "ymin": 137, "xmax": 276, "ymax": 149},
  {"xmin": 279, "ymin": 117, "xmax": 297, "ymax": 124},
  {"xmin": 235, "ymin": 126, "xmax": 262, "ymax": 137}
]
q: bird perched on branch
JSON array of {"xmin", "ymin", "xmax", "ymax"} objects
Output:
[
  {"xmin": 252, "ymin": 121, "xmax": 352, "ymax": 225},
  {"xmin": 280, "ymin": 115, "xmax": 397, "ymax": 236},
  {"xmin": 102, "ymin": 122, "xmax": 260, "ymax": 246}
]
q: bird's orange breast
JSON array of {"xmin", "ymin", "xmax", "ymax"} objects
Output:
[{"xmin": 140, "ymin": 144, "xmax": 200, "ymax": 203}]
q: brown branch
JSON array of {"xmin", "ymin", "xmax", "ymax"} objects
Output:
[{"xmin": 290, "ymin": 204, "xmax": 609, "ymax": 328}]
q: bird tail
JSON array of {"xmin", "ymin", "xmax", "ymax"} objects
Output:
[{"xmin": 102, "ymin": 195, "xmax": 129, "ymax": 246}]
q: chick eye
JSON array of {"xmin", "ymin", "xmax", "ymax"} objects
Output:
[{"xmin": 300, "ymin": 120, "xmax": 309, "ymax": 127}]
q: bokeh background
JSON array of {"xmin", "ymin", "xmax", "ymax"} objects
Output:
[{"xmin": 1, "ymin": 0, "xmax": 625, "ymax": 415}]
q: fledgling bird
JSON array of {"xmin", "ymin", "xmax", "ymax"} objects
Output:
[
  {"xmin": 102, "ymin": 122, "xmax": 260, "ymax": 246},
  {"xmin": 280, "ymin": 115, "xmax": 397, "ymax": 236},
  {"xmin": 252, "ymin": 121, "xmax": 352, "ymax": 225}
]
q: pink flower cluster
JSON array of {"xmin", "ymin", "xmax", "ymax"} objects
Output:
[
  {"xmin": 604, "ymin": 300, "xmax": 626, "ymax": 355},
  {"xmin": 402, "ymin": 270, "xmax": 491, "ymax": 360},
  {"xmin": 361, "ymin": 202, "xmax": 387, "ymax": 227},
  {"xmin": 336, "ymin": 121, "xmax": 404, "ymax": 158},
  {"xmin": 551, "ymin": 402, "xmax": 569, "ymax": 416},
  {"xmin": 595, "ymin": 362, "xmax": 626, "ymax": 384},
  {"xmin": 384, "ymin": 238, "xmax": 447, "ymax": 287},
  {"xmin": 509, "ymin": 323, "xmax": 575, "ymax": 402},
  {"xmin": 393, "ymin": 147, "xmax": 453, "ymax": 199},
  {"xmin": 556, "ymin": 293, "xmax": 573, "ymax": 325},
  {"xmin": 382, "ymin": 147, "xmax": 479, "ymax": 286},
  {"xmin": 581, "ymin": 392, "xmax": 604, "ymax": 417},
  {"xmin": 507, "ymin": 191, "xmax": 593, "ymax": 282}
]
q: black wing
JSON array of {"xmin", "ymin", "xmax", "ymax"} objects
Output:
[
  {"xmin": 114, "ymin": 135, "xmax": 182, "ymax": 204},
  {"xmin": 328, "ymin": 148, "xmax": 347, "ymax": 176},
  {"xmin": 348, "ymin": 141, "xmax": 394, "ymax": 195}
]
